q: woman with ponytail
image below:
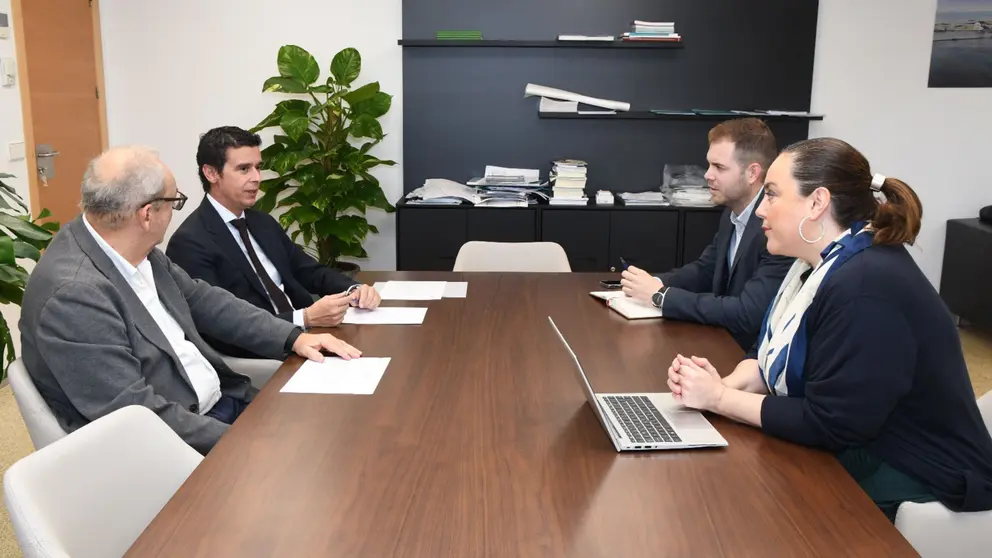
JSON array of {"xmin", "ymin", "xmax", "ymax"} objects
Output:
[{"xmin": 667, "ymin": 137, "xmax": 992, "ymax": 521}]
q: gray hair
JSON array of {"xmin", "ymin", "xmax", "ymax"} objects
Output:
[{"xmin": 80, "ymin": 146, "xmax": 166, "ymax": 228}]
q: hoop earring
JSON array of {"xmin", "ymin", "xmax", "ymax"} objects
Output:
[{"xmin": 799, "ymin": 216, "xmax": 825, "ymax": 244}]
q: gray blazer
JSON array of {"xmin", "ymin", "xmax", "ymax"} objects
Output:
[{"xmin": 19, "ymin": 216, "xmax": 299, "ymax": 454}]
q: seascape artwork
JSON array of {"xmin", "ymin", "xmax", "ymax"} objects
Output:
[{"xmin": 929, "ymin": 0, "xmax": 992, "ymax": 87}]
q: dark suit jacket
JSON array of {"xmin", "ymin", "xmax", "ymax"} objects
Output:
[
  {"xmin": 166, "ymin": 197, "xmax": 357, "ymax": 356},
  {"xmin": 19, "ymin": 217, "xmax": 299, "ymax": 454},
  {"xmin": 657, "ymin": 192, "xmax": 793, "ymax": 349}
]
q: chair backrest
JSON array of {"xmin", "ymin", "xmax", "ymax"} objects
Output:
[
  {"xmin": 895, "ymin": 500, "xmax": 992, "ymax": 557},
  {"xmin": 7, "ymin": 359, "xmax": 67, "ymax": 450},
  {"xmin": 3, "ymin": 405, "xmax": 203, "ymax": 558},
  {"xmin": 453, "ymin": 241, "xmax": 572, "ymax": 272},
  {"xmin": 978, "ymin": 390, "xmax": 992, "ymax": 437}
]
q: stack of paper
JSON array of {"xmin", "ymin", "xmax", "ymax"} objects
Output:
[
  {"xmin": 550, "ymin": 159, "xmax": 588, "ymax": 205},
  {"xmin": 557, "ymin": 34, "xmax": 615, "ymax": 42},
  {"xmin": 405, "ymin": 178, "xmax": 481, "ymax": 205},
  {"xmin": 623, "ymin": 20, "xmax": 681, "ymax": 42},
  {"xmin": 617, "ymin": 191, "xmax": 670, "ymax": 206}
]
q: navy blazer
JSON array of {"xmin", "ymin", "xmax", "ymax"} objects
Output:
[
  {"xmin": 166, "ymin": 197, "xmax": 357, "ymax": 356},
  {"xmin": 657, "ymin": 192, "xmax": 793, "ymax": 349}
]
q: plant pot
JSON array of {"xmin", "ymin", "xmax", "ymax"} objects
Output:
[{"xmin": 334, "ymin": 261, "xmax": 361, "ymax": 279}]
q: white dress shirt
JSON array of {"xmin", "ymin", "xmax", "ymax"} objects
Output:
[
  {"xmin": 206, "ymin": 194, "xmax": 305, "ymax": 326},
  {"xmin": 82, "ymin": 215, "xmax": 222, "ymax": 414},
  {"xmin": 727, "ymin": 190, "xmax": 762, "ymax": 273}
]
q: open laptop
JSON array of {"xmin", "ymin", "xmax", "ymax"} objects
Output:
[{"xmin": 548, "ymin": 316, "xmax": 728, "ymax": 452}]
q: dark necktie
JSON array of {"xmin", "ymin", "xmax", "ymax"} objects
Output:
[{"xmin": 229, "ymin": 218, "xmax": 294, "ymax": 314}]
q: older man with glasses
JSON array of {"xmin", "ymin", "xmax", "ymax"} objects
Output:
[{"xmin": 18, "ymin": 145, "xmax": 362, "ymax": 455}]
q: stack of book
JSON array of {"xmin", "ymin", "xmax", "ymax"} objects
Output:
[
  {"xmin": 622, "ymin": 20, "xmax": 681, "ymax": 43},
  {"xmin": 436, "ymin": 30, "xmax": 482, "ymax": 41},
  {"xmin": 550, "ymin": 159, "xmax": 588, "ymax": 206}
]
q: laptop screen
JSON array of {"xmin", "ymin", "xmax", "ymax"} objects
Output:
[{"xmin": 547, "ymin": 317, "xmax": 618, "ymax": 438}]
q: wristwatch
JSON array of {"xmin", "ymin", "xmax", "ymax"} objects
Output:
[{"xmin": 651, "ymin": 286, "xmax": 669, "ymax": 309}]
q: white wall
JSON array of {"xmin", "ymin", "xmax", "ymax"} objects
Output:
[
  {"xmin": 809, "ymin": 0, "xmax": 992, "ymax": 286},
  {"xmin": 99, "ymin": 0, "xmax": 403, "ymax": 270},
  {"xmin": 0, "ymin": 0, "xmax": 30, "ymax": 356}
]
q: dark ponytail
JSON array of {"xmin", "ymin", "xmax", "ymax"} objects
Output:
[{"xmin": 782, "ymin": 138, "xmax": 923, "ymax": 246}]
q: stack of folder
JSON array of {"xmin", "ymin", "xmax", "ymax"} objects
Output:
[{"xmin": 436, "ymin": 30, "xmax": 483, "ymax": 41}]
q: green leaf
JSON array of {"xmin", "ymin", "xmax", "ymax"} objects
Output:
[
  {"xmin": 263, "ymin": 76, "xmax": 309, "ymax": 93},
  {"xmin": 342, "ymin": 82, "xmax": 379, "ymax": 106},
  {"xmin": 0, "ymin": 237, "xmax": 13, "ymax": 265},
  {"xmin": 277, "ymin": 45, "xmax": 320, "ymax": 85},
  {"xmin": 311, "ymin": 84, "xmax": 333, "ymax": 94},
  {"xmin": 280, "ymin": 111, "xmax": 310, "ymax": 143},
  {"xmin": 13, "ymin": 240, "xmax": 41, "ymax": 261},
  {"xmin": 270, "ymin": 150, "xmax": 301, "ymax": 175},
  {"xmin": 39, "ymin": 222, "xmax": 59, "ymax": 232},
  {"xmin": 0, "ymin": 173, "xmax": 13, "ymax": 179},
  {"xmin": 290, "ymin": 230, "xmax": 301, "ymax": 243},
  {"xmin": 330, "ymin": 48, "xmax": 361, "ymax": 86},
  {"xmin": 350, "ymin": 114, "xmax": 383, "ymax": 140},
  {"xmin": 35, "ymin": 208, "xmax": 52, "ymax": 220},
  {"xmin": 0, "ymin": 214, "xmax": 51, "ymax": 242},
  {"xmin": 260, "ymin": 142, "xmax": 287, "ymax": 162},
  {"xmin": 0, "ymin": 282, "xmax": 23, "ymax": 306},
  {"xmin": 0, "ymin": 264, "xmax": 27, "ymax": 285},
  {"xmin": 352, "ymin": 91, "xmax": 392, "ymax": 118},
  {"xmin": 0, "ymin": 182, "xmax": 28, "ymax": 212},
  {"xmin": 289, "ymin": 205, "xmax": 323, "ymax": 225}
]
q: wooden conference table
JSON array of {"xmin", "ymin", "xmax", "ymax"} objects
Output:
[{"xmin": 126, "ymin": 272, "xmax": 915, "ymax": 557}]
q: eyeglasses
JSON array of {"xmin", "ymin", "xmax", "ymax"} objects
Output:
[{"xmin": 143, "ymin": 190, "xmax": 188, "ymax": 211}]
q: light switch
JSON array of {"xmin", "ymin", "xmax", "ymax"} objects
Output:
[
  {"xmin": 1, "ymin": 57, "xmax": 14, "ymax": 87},
  {"xmin": 9, "ymin": 142, "xmax": 25, "ymax": 162},
  {"xmin": 0, "ymin": 13, "xmax": 9, "ymax": 40}
]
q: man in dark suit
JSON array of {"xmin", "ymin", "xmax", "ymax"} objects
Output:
[
  {"xmin": 20, "ymin": 146, "xmax": 361, "ymax": 454},
  {"xmin": 621, "ymin": 118, "xmax": 793, "ymax": 349},
  {"xmin": 167, "ymin": 126, "xmax": 380, "ymax": 358}
]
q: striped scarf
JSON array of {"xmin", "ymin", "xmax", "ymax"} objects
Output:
[{"xmin": 757, "ymin": 222, "xmax": 874, "ymax": 396}]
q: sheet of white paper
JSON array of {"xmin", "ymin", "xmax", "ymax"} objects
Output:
[
  {"xmin": 343, "ymin": 307, "xmax": 427, "ymax": 325},
  {"xmin": 378, "ymin": 281, "xmax": 447, "ymax": 300},
  {"xmin": 443, "ymin": 282, "xmax": 468, "ymax": 298},
  {"xmin": 280, "ymin": 357, "xmax": 390, "ymax": 395}
]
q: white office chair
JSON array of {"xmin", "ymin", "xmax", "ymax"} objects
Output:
[
  {"xmin": 8, "ymin": 356, "xmax": 277, "ymax": 452},
  {"xmin": 3, "ymin": 405, "xmax": 203, "ymax": 558},
  {"xmin": 452, "ymin": 241, "xmax": 571, "ymax": 272},
  {"xmin": 220, "ymin": 355, "xmax": 283, "ymax": 389},
  {"xmin": 7, "ymin": 359, "xmax": 67, "ymax": 450},
  {"xmin": 894, "ymin": 390, "xmax": 992, "ymax": 557}
]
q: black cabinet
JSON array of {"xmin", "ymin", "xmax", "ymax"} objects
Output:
[
  {"xmin": 396, "ymin": 207, "xmax": 466, "ymax": 270},
  {"xmin": 396, "ymin": 203, "xmax": 723, "ymax": 272},
  {"xmin": 467, "ymin": 209, "xmax": 536, "ymax": 241},
  {"xmin": 940, "ymin": 219, "xmax": 992, "ymax": 328},
  {"xmin": 682, "ymin": 210, "xmax": 724, "ymax": 265},
  {"xmin": 542, "ymin": 210, "xmax": 610, "ymax": 271},
  {"xmin": 608, "ymin": 210, "xmax": 680, "ymax": 274}
]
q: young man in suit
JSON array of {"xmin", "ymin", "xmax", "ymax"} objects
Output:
[
  {"xmin": 20, "ymin": 146, "xmax": 361, "ymax": 454},
  {"xmin": 166, "ymin": 126, "xmax": 380, "ymax": 358},
  {"xmin": 620, "ymin": 118, "xmax": 793, "ymax": 349}
]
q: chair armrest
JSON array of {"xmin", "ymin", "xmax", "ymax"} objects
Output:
[{"xmin": 221, "ymin": 356, "xmax": 283, "ymax": 389}]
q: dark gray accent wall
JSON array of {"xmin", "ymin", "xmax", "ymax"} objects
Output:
[{"xmin": 402, "ymin": 0, "xmax": 820, "ymax": 193}]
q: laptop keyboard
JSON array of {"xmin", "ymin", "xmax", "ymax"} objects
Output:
[{"xmin": 603, "ymin": 395, "xmax": 681, "ymax": 445}]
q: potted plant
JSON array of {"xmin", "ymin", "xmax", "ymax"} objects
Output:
[
  {"xmin": 0, "ymin": 173, "xmax": 58, "ymax": 381},
  {"xmin": 251, "ymin": 45, "xmax": 396, "ymax": 276}
]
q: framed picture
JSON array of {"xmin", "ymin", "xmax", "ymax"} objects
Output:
[{"xmin": 929, "ymin": 0, "xmax": 992, "ymax": 87}]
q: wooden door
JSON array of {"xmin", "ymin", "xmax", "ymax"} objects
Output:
[{"xmin": 13, "ymin": 0, "xmax": 108, "ymax": 224}]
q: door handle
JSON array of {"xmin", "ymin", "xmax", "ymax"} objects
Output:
[{"xmin": 36, "ymin": 151, "xmax": 60, "ymax": 158}]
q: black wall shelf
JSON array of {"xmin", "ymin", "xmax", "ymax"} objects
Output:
[
  {"xmin": 398, "ymin": 39, "xmax": 684, "ymax": 49},
  {"xmin": 538, "ymin": 111, "xmax": 824, "ymax": 122}
]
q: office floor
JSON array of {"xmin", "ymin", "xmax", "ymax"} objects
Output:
[{"xmin": 0, "ymin": 328, "xmax": 989, "ymax": 555}]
